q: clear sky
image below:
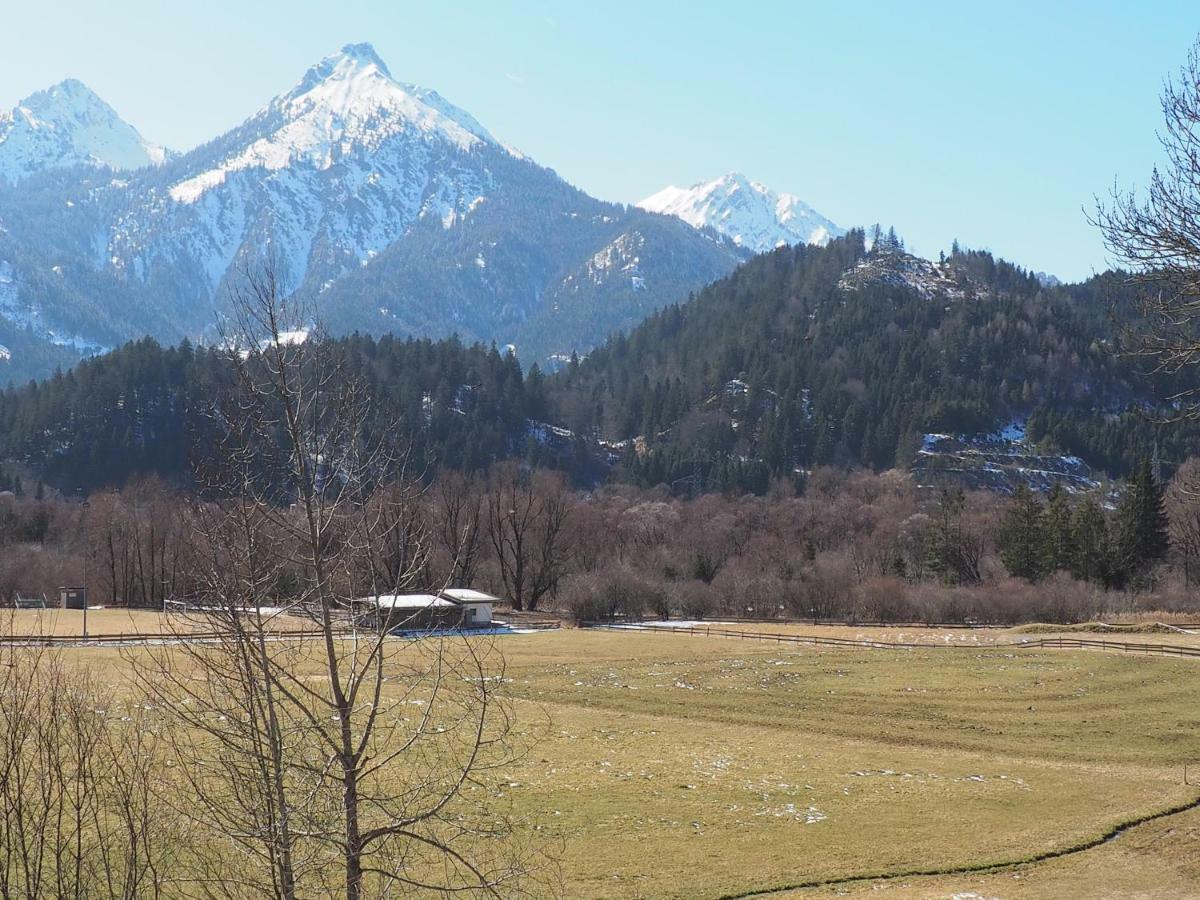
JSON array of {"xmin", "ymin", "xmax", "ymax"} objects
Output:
[{"xmin": 3, "ymin": 0, "xmax": 1197, "ymax": 280}]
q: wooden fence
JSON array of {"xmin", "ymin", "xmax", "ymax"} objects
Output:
[
  {"xmin": 1014, "ymin": 636, "xmax": 1200, "ymax": 658},
  {"xmin": 584, "ymin": 622, "xmax": 1200, "ymax": 659},
  {"xmin": 0, "ymin": 617, "xmax": 561, "ymax": 647}
]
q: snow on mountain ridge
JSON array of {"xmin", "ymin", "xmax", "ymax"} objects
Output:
[
  {"xmin": 169, "ymin": 43, "xmax": 504, "ymax": 204},
  {"xmin": 0, "ymin": 42, "xmax": 747, "ymax": 383},
  {"xmin": 0, "ymin": 79, "xmax": 167, "ymax": 183},
  {"xmin": 638, "ymin": 172, "xmax": 842, "ymax": 253}
]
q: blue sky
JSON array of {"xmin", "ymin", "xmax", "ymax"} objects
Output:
[{"xmin": 3, "ymin": 0, "xmax": 1197, "ymax": 280}]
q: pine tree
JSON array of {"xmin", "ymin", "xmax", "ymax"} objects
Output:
[
  {"xmin": 1114, "ymin": 457, "xmax": 1170, "ymax": 583},
  {"xmin": 999, "ymin": 484, "xmax": 1048, "ymax": 581},
  {"xmin": 1042, "ymin": 482, "xmax": 1076, "ymax": 573},
  {"xmin": 1070, "ymin": 498, "xmax": 1110, "ymax": 584}
]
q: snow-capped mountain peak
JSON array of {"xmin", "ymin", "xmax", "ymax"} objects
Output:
[
  {"xmin": 0, "ymin": 78, "xmax": 167, "ymax": 183},
  {"xmin": 638, "ymin": 172, "xmax": 842, "ymax": 253},
  {"xmin": 291, "ymin": 41, "xmax": 394, "ymax": 90},
  {"xmin": 280, "ymin": 42, "xmax": 501, "ymax": 150},
  {"xmin": 169, "ymin": 42, "xmax": 503, "ymax": 204}
]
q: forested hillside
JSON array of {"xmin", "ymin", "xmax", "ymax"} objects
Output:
[
  {"xmin": 551, "ymin": 231, "xmax": 1200, "ymax": 492},
  {"xmin": 0, "ymin": 335, "xmax": 576, "ymax": 494},
  {"xmin": 2, "ymin": 232, "xmax": 1196, "ymax": 497}
]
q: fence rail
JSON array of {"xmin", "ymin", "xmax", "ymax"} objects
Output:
[
  {"xmin": 1014, "ymin": 636, "xmax": 1200, "ymax": 657},
  {"xmin": 0, "ymin": 620, "xmax": 563, "ymax": 647},
  {"xmin": 701, "ymin": 615, "xmax": 1200, "ymax": 631},
  {"xmin": 0, "ymin": 628, "xmax": 334, "ymax": 647},
  {"xmin": 583, "ymin": 622, "xmax": 1200, "ymax": 659}
]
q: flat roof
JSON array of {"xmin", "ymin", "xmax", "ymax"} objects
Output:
[
  {"xmin": 360, "ymin": 594, "xmax": 456, "ymax": 609},
  {"xmin": 441, "ymin": 588, "xmax": 499, "ymax": 603}
]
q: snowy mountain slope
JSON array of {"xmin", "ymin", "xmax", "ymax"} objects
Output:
[
  {"xmin": 315, "ymin": 153, "xmax": 745, "ymax": 364},
  {"xmin": 0, "ymin": 79, "xmax": 166, "ymax": 183},
  {"xmin": 102, "ymin": 42, "xmax": 516, "ymax": 312},
  {"xmin": 166, "ymin": 43, "xmax": 503, "ymax": 205},
  {"xmin": 0, "ymin": 43, "xmax": 745, "ymax": 382},
  {"xmin": 638, "ymin": 172, "xmax": 842, "ymax": 253}
]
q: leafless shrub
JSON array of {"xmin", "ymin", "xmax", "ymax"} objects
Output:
[
  {"xmin": 0, "ymin": 636, "xmax": 179, "ymax": 898},
  {"xmin": 560, "ymin": 568, "xmax": 668, "ymax": 622},
  {"xmin": 853, "ymin": 576, "xmax": 916, "ymax": 623},
  {"xmin": 126, "ymin": 260, "xmax": 551, "ymax": 899}
]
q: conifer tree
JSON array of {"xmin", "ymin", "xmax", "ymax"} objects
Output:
[
  {"xmin": 1042, "ymin": 482, "xmax": 1076, "ymax": 573},
  {"xmin": 1070, "ymin": 498, "xmax": 1111, "ymax": 584},
  {"xmin": 999, "ymin": 484, "xmax": 1048, "ymax": 581},
  {"xmin": 1114, "ymin": 457, "xmax": 1170, "ymax": 583}
]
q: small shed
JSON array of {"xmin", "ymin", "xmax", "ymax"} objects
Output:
[
  {"xmin": 440, "ymin": 588, "xmax": 496, "ymax": 627},
  {"xmin": 58, "ymin": 586, "xmax": 87, "ymax": 610}
]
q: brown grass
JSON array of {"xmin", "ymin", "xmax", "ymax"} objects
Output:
[
  {"xmin": 24, "ymin": 626, "xmax": 1200, "ymax": 898},
  {"xmin": 0, "ymin": 607, "xmax": 313, "ymax": 637}
]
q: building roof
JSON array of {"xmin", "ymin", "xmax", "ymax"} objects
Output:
[
  {"xmin": 360, "ymin": 593, "xmax": 456, "ymax": 610},
  {"xmin": 441, "ymin": 588, "xmax": 499, "ymax": 604}
]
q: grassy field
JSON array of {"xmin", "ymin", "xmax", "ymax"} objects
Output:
[
  {"xmin": 495, "ymin": 630, "xmax": 1199, "ymax": 898},
  {"xmin": 793, "ymin": 804, "xmax": 1200, "ymax": 899},
  {"xmin": 615, "ymin": 619, "xmax": 1200, "ymax": 648},
  {"xmin": 0, "ymin": 607, "xmax": 313, "ymax": 636},
  {"xmin": 25, "ymin": 624, "xmax": 1200, "ymax": 898}
]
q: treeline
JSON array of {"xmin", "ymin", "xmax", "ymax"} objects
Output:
[
  {"xmin": 5, "ymin": 461, "xmax": 1200, "ymax": 624},
  {"xmin": 999, "ymin": 460, "xmax": 1169, "ymax": 589},
  {"xmin": 0, "ymin": 334, "xmax": 582, "ymax": 494}
]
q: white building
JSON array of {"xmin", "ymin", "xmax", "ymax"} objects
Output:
[
  {"xmin": 356, "ymin": 589, "xmax": 497, "ymax": 630},
  {"xmin": 439, "ymin": 588, "xmax": 497, "ymax": 626}
]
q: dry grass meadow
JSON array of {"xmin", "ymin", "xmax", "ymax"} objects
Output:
[
  {"xmin": 14, "ymin": 621, "xmax": 1200, "ymax": 898},
  {"xmin": 0, "ymin": 606, "xmax": 314, "ymax": 636}
]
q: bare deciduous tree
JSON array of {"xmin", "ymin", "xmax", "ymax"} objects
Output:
[
  {"xmin": 0, "ymin": 631, "xmax": 177, "ymax": 898},
  {"xmin": 1094, "ymin": 38, "xmax": 1200, "ymax": 409},
  {"xmin": 430, "ymin": 471, "xmax": 484, "ymax": 588},
  {"xmin": 1167, "ymin": 457, "xmax": 1200, "ymax": 584},
  {"xmin": 486, "ymin": 464, "xmax": 573, "ymax": 612},
  {"xmin": 83, "ymin": 478, "xmax": 189, "ymax": 609},
  {"xmin": 132, "ymin": 261, "xmax": 548, "ymax": 899}
]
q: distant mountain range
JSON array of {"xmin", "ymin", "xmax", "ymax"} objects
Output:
[
  {"xmin": 0, "ymin": 44, "xmax": 825, "ymax": 384},
  {"xmin": 639, "ymin": 172, "xmax": 842, "ymax": 253},
  {"xmin": 0, "ymin": 45, "xmax": 854, "ymax": 384},
  {"xmin": 5, "ymin": 234, "xmax": 1194, "ymax": 499}
]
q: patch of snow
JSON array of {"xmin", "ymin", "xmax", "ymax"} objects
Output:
[
  {"xmin": 273, "ymin": 329, "xmax": 309, "ymax": 347},
  {"xmin": 839, "ymin": 249, "xmax": 970, "ymax": 300},
  {"xmin": 567, "ymin": 231, "xmax": 646, "ymax": 291}
]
